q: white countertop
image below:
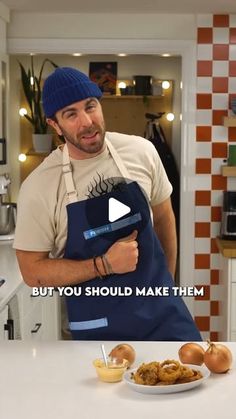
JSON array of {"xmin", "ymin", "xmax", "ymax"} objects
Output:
[
  {"xmin": 0, "ymin": 340, "xmax": 235, "ymax": 419},
  {"xmin": 0, "ymin": 241, "xmax": 23, "ymax": 310}
]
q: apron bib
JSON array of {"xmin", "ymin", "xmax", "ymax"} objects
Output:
[{"xmin": 62, "ymin": 139, "xmax": 201, "ymax": 341}]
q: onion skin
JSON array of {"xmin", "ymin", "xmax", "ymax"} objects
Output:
[
  {"xmin": 109, "ymin": 343, "xmax": 136, "ymax": 367},
  {"xmin": 204, "ymin": 341, "xmax": 233, "ymax": 374},
  {"xmin": 178, "ymin": 342, "xmax": 205, "ymax": 366}
]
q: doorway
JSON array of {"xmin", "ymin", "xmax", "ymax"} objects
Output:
[{"xmin": 9, "ymin": 39, "xmax": 196, "ymax": 313}]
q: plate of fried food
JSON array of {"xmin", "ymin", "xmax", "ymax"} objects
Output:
[{"xmin": 123, "ymin": 359, "xmax": 210, "ymax": 394}]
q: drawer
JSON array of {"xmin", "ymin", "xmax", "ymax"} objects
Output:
[
  {"xmin": 17, "ymin": 284, "xmax": 40, "ymax": 319},
  {"xmin": 21, "ymin": 302, "xmax": 43, "ymax": 340}
]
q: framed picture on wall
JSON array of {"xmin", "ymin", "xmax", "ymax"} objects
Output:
[
  {"xmin": 89, "ymin": 62, "xmax": 117, "ymax": 95},
  {"xmin": 0, "ymin": 138, "xmax": 6, "ymax": 165}
]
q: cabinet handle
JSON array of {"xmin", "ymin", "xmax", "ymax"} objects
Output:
[
  {"xmin": 4, "ymin": 319, "xmax": 14, "ymax": 340},
  {"xmin": 31, "ymin": 322, "xmax": 42, "ymax": 334}
]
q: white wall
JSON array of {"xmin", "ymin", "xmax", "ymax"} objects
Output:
[{"xmin": 7, "ymin": 12, "xmax": 196, "ymax": 40}]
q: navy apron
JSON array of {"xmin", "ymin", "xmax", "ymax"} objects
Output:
[{"xmin": 62, "ymin": 140, "xmax": 201, "ymax": 341}]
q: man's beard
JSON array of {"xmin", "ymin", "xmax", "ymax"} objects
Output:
[{"xmin": 58, "ymin": 123, "xmax": 106, "ymax": 154}]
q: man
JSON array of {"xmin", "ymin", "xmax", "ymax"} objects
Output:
[{"xmin": 14, "ymin": 67, "xmax": 201, "ymax": 341}]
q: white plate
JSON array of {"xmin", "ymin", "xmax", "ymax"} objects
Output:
[{"xmin": 123, "ymin": 364, "xmax": 210, "ymax": 394}]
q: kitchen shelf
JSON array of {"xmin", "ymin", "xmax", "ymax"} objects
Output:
[
  {"xmin": 26, "ymin": 149, "xmax": 49, "ymax": 156},
  {"xmin": 223, "ymin": 116, "xmax": 236, "ymax": 127},
  {"xmin": 216, "ymin": 237, "xmax": 236, "ymax": 258},
  {"xmin": 221, "ymin": 165, "xmax": 236, "ymax": 177}
]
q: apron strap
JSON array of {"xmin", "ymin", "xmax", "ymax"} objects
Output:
[
  {"xmin": 106, "ymin": 137, "xmax": 153, "ymax": 222},
  {"xmin": 62, "ymin": 144, "xmax": 78, "ymax": 204},
  {"xmin": 62, "ymin": 137, "xmax": 133, "ymax": 204},
  {"xmin": 105, "ymin": 138, "xmax": 131, "ymax": 179}
]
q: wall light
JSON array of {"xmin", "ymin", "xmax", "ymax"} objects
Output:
[
  {"xmin": 19, "ymin": 108, "xmax": 27, "ymax": 117},
  {"xmin": 162, "ymin": 81, "xmax": 170, "ymax": 90},
  {"xmin": 118, "ymin": 81, "xmax": 127, "ymax": 89},
  {"xmin": 18, "ymin": 153, "xmax": 27, "ymax": 162},
  {"xmin": 162, "ymin": 53, "xmax": 171, "ymax": 57},
  {"xmin": 118, "ymin": 53, "xmax": 127, "ymax": 57},
  {"xmin": 166, "ymin": 113, "xmax": 175, "ymax": 121},
  {"xmin": 73, "ymin": 53, "xmax": 82, "ymax": 56}
]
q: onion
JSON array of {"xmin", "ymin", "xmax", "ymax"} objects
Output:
[
  {"xmin": 109, "ymin": 343, "xmax": 136, "ymax": 367},
  {"xmin": 204, "ymin": 340, "xmax": 233, "ymax": 374},
  {"xmin": 178, "ymin": 342, "xmax": 205, "ymax": 366}
]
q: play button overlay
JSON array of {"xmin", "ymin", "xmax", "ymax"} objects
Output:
[
  {"xmin": 84, "ymin": 176, "xmax": 150, "ymax": 243},
  {"xmin": 108, "ymin": 198, "xmax": 131, "ymax": 222}
]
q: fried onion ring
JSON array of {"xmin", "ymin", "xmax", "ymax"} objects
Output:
[
  {"xmin": 180, "ymin": 365, "xmax": 195, "ymax": 378},
  {"xmin": 131, "ymin": 359, "xmax": 203, "ymax": 386},
  {"xmin": 176, "ymin": 368, "xmax": 202, "ymax": 384},
  {"xmin": 133, "ymin": 361, "xmax": 160, "ymax": 385},
  {"xmin": 159, "ymin": 360, "xmax": 181, "ymax": 383}
]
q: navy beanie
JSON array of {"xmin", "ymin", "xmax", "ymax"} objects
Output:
[{"xmin": 42, "ymin": 67, "xmax": 103, "ymax": 118}]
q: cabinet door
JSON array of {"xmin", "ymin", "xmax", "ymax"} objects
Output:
[
  {"xmin": 219, "ymin": 255, "xmax": 231, "ymax": 340},
  {"xmin": 17, "ymin": 283, "xmax": 38, "ymax": 319},
  {"xmin": 41, "ymin": 293, "xmax": 61, "ymax": 340},
  {"xmin": 17, "ymin": 284, "xmax": 60, "ymax": 341},
  {"xmin": 0, "ymin": 305, "xmax": 8, "ymax": 340},
  {"xmin": 231, "ymin": 260, "xmax": 236, "ymax": 283},
  {"xmin": 230, "ymin": 283, "xmax": 236, "ymax": 341},
  {"xmin": 21, "ymin": 302, "xmax": 43, "ymax": 341}
]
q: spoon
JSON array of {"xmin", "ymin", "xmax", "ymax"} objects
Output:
[{"xmin": 101, "ymin": 344, "xmax": 108, "ymax": 367}]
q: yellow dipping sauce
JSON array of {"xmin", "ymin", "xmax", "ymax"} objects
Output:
[{"xmin": 93, "ymin": 358, "xmax": 128, "ymax": 383}]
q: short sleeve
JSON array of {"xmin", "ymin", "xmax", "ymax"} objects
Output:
[
  {"xmin": 149, "ymin": 144, "xmax": 173, "ymax": 207},
  {"xmin": 13, "ymin": 180, "xmax": 55, "ymax": 252}
]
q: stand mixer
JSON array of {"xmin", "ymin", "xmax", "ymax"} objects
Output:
[{"xmin": 0, "ymin": 174, "xmax": 16, "ymax": 239}]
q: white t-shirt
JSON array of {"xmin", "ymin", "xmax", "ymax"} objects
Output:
[{"xmin": 13, "ymin": 132, "xmax": 172, "ymax": 258}]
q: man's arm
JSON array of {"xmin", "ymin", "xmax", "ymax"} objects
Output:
[
  {"xmin": 16, "ymin": 230, "xmax": 138, "ymax": 287},
  {"xmin": 151, "ymin": 198, "xmax": 177, "ymax": 278}
]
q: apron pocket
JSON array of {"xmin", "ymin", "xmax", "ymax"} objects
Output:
[{"xmin": 69, "ymin": 317, "xmax": 108, "ymax": 331}]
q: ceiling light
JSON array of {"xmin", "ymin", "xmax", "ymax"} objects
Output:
[
  {"xmin": 162, "ymin": 53, "xmax": 170, "ymax": 57},
  {"xmin": 73, "ymin": 53, "xmax": 82, "ymax": 56},
  {"xmin": 118, "ymin": 53, "xmax": 127, "ymax": 57}
]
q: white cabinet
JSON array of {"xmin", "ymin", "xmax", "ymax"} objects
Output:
[
  {"xmin": 0, "ymin": 242, "xmax": 60, "ymax": 341},
  {"xmin": 17, "ymin": 284, "xmax": 61, "ymax": 341},
  {"xmin": 219, "ymin": 256, "xmax": 236, "ymax": 341}
]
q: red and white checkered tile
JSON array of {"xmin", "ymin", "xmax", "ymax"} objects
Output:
[{"xmin": 194, "ymin": 14, "xmax": 236, "ymax": 340}]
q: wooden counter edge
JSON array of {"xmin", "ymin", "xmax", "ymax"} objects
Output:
[{"xmin": 216, "ymin": 237, "xmax": 236, "ymax": 258}]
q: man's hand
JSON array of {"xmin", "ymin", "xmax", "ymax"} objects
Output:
[
  {"xmin": 16, "ymin": 230, "xmax": 139, "ymax": 287},
  {"xmin": 105, "ymin": 230, "xmax": 139, "ymax": 274}
]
